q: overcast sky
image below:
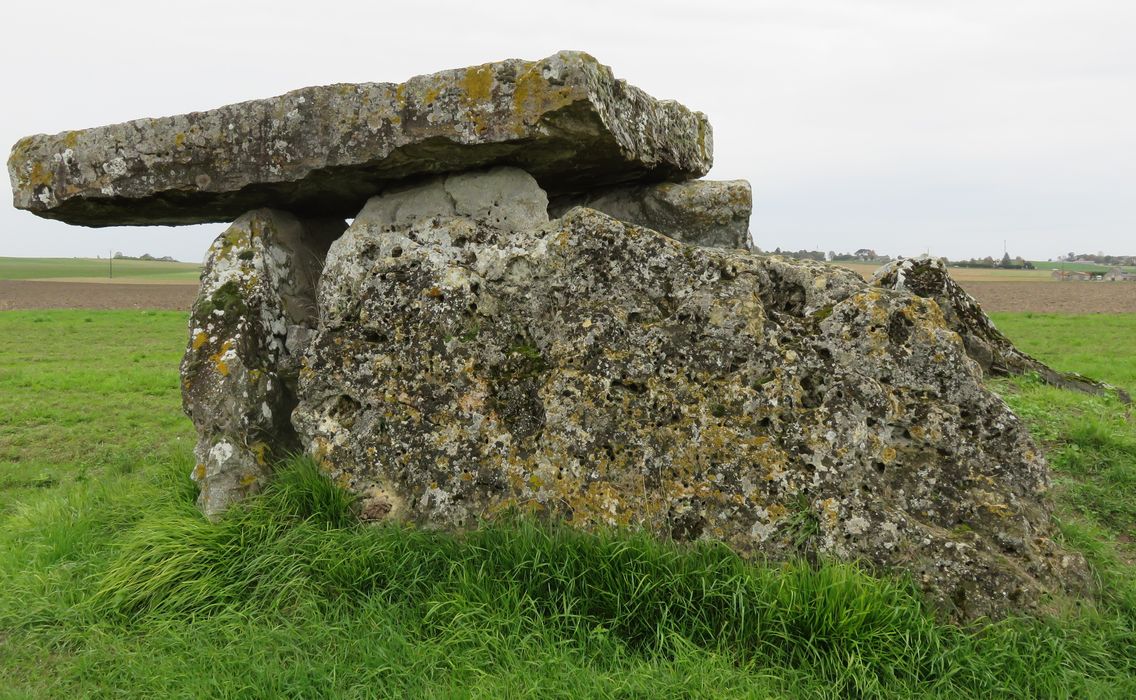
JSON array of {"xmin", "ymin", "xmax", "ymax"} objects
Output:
[{"xmin": 2, "ymin": 0, "xmax": 1133, "ymax": 263}]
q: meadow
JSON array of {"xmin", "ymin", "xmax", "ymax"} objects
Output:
[
  {"xmin": 0, "ymin": 256, "xmax": 201, "ymax": 283},
  {"xmin": 0, "ymin": 309, "xmax": 1133, "ymax": 697}
]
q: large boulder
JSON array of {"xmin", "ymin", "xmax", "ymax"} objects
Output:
[
  {"xmin": 550, "ymin": 179, "xmax": 752, "ymax": 249},
  {"xmin": 292, "ymin": 171, "xmax": 1088, "ymax": 621},
  {"xmin": 8, "ymin": 51, "xmax": 711, "ymax": 227},
  {"xmin": 182, "ymin": 209, "xmax": 345, "ymax": 517}
]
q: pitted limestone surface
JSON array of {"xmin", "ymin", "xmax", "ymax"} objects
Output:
[
  {"xmin": 356, "ymin": 167, "xmax": 548, "ymax": 234},
  {"xmin": 290, "ymin": 177, "xmax": 1089, "ymax": 621}
]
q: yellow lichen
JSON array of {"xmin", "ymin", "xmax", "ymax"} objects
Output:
[
  {"xmin": 192, "ymin": 331, "xmax": 208, "ymax": 350},
  {"xmin": 512, "ymin": 65, "xmax": 574, "ymax": 128},
  {"xmin": 209, "ymin": 340, "xmax": 233, "ymax": 377},
  {"xmin": 28, "ymin": 161, "xmax": 53, "ymax": 188},
  {"xmin": 460, "ymin": 66, "xmax": 495, "ymax": 104},
  {"xmin": 983, "ymin": 502, "xmax": 1012, "ymax": 518},
  {"xmin": 765, "ymin": 503, "xmax": 788, "ymax": 522},
  {"xmin": 820, "ymin": 498, "xmax": 840, "ymax": 527},
  {"xmin": 251, "ymin": 441, "xmax": 269, "ymax": 467},
  {"xmin": 310, "ymin": 437, "xmax": 331, "ymax": 461}
]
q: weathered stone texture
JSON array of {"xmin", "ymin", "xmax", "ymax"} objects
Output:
[
  {"xmin": 181, "ymin": 209, "xmax": 345, "ymax": 517},
  {"xmin": 291, "ymin": 174, "xmax": 1088, "ymax": 620},
  {"xmin": 550, "ymin": 179, "xmax": 752, "ymax": 249},
  {"xmin": 8, "ymin": 51, "xmax": 711, "ymax": 227},
  {"xmin": 355, "ymin": 167, "xmax": 549, "ymax": 234},
  {"xmin": 872, "ymin": 256, "xmax": 1131, "ymax": 402}
]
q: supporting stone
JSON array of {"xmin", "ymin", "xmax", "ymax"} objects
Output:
[
  {"xmin": 181, "ymin": 209, "xmax": 345, "ymax": 517},
  {"xmin": 292, "ymin": 170, "xmax": 1089, "ymax": 621},
  {"xmin": 550, "ymin": 179, "xmax": 752, "ymax": 249}
]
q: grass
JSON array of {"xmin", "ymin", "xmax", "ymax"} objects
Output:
[
  {"xmin": 1032, "ymin": 261, "xmax": 1136, "ymax": 274},
  {"xmin": 0, "ymin": 256, "xmax": 201, "ymax": 282},
  {"xmin": 990, "ymin": 312, "xmax": 1136, "ymax": 390},
  {"xmin": 0, "ymin": 310, "xmax": 1134, "ymax": 697},
  {"xmin": 987, "ymin": 311, "xmax": 1136, "ymax": 622},
  {"xmin": 0, "ymin": 311, "xmax": 191, "ymax": 514}
]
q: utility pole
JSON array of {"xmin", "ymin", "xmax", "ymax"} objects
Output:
[{"xmin": 109, "ymin": 249, "xmax": 113, "ymax": 279}]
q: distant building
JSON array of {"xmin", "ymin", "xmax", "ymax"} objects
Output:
[
  {"xmin": 1052, "ymin": 270, "xmax": 1093, "ymax": 281},
  {"xmin": 1104, "ymin": 268, "xmax": 1135, "ymax": 282}
]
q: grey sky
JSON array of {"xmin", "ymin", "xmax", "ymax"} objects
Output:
[{"xmin": 2, "ymin": 0, "xmax": 1132, "ymax": 263}]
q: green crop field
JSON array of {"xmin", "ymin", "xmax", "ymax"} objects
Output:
[
  {"xmin": 0, "ymin": 310, "xmax": 1133, "ymax": 697},
  {"xmin": 0, "ymin": 256, "xmax": 201, "ymax": 283},
  {"xmin": 1032, "ymin": 261, "xmax": 1136, "ymax": 274}
]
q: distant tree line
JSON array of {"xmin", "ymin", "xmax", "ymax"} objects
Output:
[
  {"xmin": 748, "ymin": 246, "xmax": 1134, "ymax": 269},
  {"xmin": 1060, "ymin": 252, "xmax": 1136, "ymax": 266},
  {"xmin": 113, "ymin": 252, "xmax": 179, "ymax": 262},
  {"xmin": 755, "ymin": 247, "xmax": 892, "ymax": 264},
  {"xmin": 949, "ymin": 253, "xmax": 1034, "ymax": 270}
]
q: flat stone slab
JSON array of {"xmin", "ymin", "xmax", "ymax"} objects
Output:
[{"xmin": 8, "ymin": 51, "xmax": 712, "ymax": 227}]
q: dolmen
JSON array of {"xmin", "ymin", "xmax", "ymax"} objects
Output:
[{"xmin": 8, "ymin": 51, "xmax": 1091, "ymax": 621}]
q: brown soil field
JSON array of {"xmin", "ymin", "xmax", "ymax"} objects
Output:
[
  {"xmin": 963, "ymin": 281, "xmax": 1136, "ymax": 314},
  {"xmin": 1, "ymin": 276, "xmax": 1133, "ymax": 315},
  {"xmin": 0, "ymin": 280, "xmax": 197, "ymax": 311},
  {"xmin": 834, "ymin": 262, "xmax": 1135, "ymax": 313}
]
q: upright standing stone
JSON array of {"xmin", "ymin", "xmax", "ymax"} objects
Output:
[
  {"xmin": 181, "ymin": 209, "xmax": 345, "ymax": 517},
  {"xmin": 8, "ymin": 51, "xmax": 712, "ymax": 227},
  {"xmin": 293, "ymin": 171, "xmax": 1089, "ymax": 620}
]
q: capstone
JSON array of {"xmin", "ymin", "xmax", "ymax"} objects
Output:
[{"xmin": 8, "ymin": 51, "xmax": 711, "ymax": 227}]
